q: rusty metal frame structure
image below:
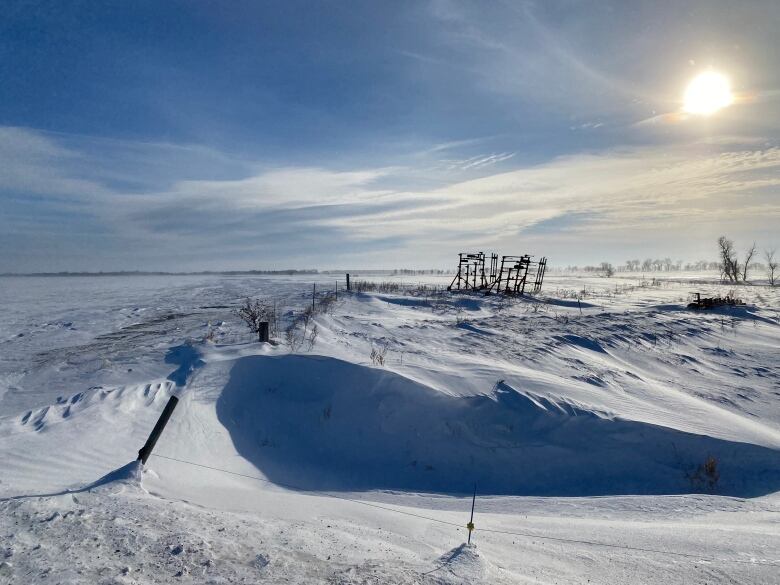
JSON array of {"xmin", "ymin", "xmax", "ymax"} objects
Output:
[
  {"xmin": 533, "ymin": 257, "xmax": 547, "ymax": 293},
  {"xmin": 449, "ymin": 251, "xmax": 547, "ymax": 295},
  {"xmin": 485, "ymin": 255, "xmax": 531, "ymax": 295},
  {"xmin": 448, "ymin": 252, "xmax": 496, "ymax": 291}
]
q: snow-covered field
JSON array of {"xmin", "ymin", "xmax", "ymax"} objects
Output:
[{"xmin": 1, "ymin": 273, "xmax": 779, "ymax": 584}]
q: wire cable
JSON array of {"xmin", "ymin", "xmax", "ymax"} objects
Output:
[
  {"xmin": 477, "ymin": 526, "xmax": 779, "ymax": 566},
  {"xmin": 149, "ymin": 452, "xmax": 463, "ymax": 529}
]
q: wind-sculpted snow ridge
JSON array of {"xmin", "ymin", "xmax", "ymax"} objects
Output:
[
  {"xmin": 13, "ymin": 381, "xmax": 174, "ymax": 433},
  {"xmin": 0, "ymin": 380, "xmax": 177, "ymax": 497},
  {"xmin": 217, "ymin": 354, "xmax": 780, "ymax": 496}
]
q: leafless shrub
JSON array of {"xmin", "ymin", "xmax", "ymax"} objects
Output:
[
  {"xmin": 686, "ymin": 455, "xmax": 720, "ymax": 491},
  {"xmin": 351, "ymin": 279, "xmax": 445, "ymax": 296},
  {"xmin": 237, "ymin": 298, "xmax": 274, "ymax": 341},
  {"xmin": 307, "ymin": 323, "xmax": 318, "ymax": 351},
  {"xmin": 370, "ymin": 344, "xmax": 388, "ymax": 366},
  {"xmin": 425, "ymin": 296, "xmax": 442, "ymax": 313},
  {"xmin": 318, "ymin": 294, "xmax": 337, "ymax": 315},
  {"xmin": 414, "ymin": 283, "xmax": 442, "ymax": 295},
  {"xmin": 493, "ymin": 295, "xmax": 510, "ymax": 315},
  {"xmin": 352, "ymin": 280, "xmax": 403, "ymax": 293},
  {"xmin": 284, "ymin": 322, "xmax": 304, "ymax": 351},
  {"xmin": 279, "ymin": 287, "xmax": 340, "ymax": 353}
]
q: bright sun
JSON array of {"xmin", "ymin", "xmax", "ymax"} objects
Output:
[{"xmin": 683, "ymin": 71, "xmax": 734, "ymax": 116}]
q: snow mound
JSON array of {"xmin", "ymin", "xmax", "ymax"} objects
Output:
[
  {"xmin": 429, "ymin": 544, "xmax": 495, "ymax": 584},
  {"xmin": 216, "ymin": 355, "xmax": 780, "ymax": 496},
  {"xmin": 84, "ymin": 460, "xmax": 143, "ymax": 492}
]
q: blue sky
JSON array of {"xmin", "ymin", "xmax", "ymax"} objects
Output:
[{"xmin": 1, "ymin": 0, "xmax": 779, "ymax": 271}]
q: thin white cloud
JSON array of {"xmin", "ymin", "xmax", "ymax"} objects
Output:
[
  {"xmin": 2, "ymin": 126, "xmax": 779, "ymax": 269},
  {"xmin": 317, "ymin": 145, "xmax": 780, "ymax": 247},
  {"xmin": 0, "ymin": 127, "xmax": 108, "ymax": 200},
  {"xmin": 440, "ymin": 152, "xmax": 516, "ymax": 171},
  {"xmin": 156, "ymin": 167, "xmax": 391, "ymax": 210}
]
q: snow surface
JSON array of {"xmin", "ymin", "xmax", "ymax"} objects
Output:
[{"xmin": 1, "ymin": 273, "xmax": 779, "ymax": 583}]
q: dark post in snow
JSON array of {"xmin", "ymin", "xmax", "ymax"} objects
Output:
[
  {"xmin": 258, "ymin": 321, "xmax": 269, "ymax": 343},
  {"xmin": 467, "ymin": 483, "xmax": 477, "ymax": 545},
  {"xmin": 137, "ymin": 395, "xmax": 179, "ymax": 464},
  {"xmin": 346, "ymin": 273, "xmax": 351, "ymax": 291}
]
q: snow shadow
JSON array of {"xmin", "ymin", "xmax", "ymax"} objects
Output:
[
  {"xmin": 541, "ymin": 298, "xmax": 599, "ymax": 309},
  {"xmin": 216, "ymin": 355, "xmax": 780, "ymax": 497},
  {"xmin": 0, "ymin": 461, "xmax": 142, "ymax": 502},
  {"xmin": 165, "ymin": 343, "xmax": 205, "ymax": 387}
]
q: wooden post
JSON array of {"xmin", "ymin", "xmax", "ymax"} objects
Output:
[
  {"xmin": 258, "ymin": 321, "xmax": 269, "ymax": 342},
  {"xmin": 346, "ymin": 273, "xmax": 351, "ymax": 291},
  {"xmin": 137, "ymin": 395, "xmax": 179, "ymax": 464}
]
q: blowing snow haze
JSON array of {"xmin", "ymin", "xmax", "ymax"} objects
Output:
[{"xmin": 1, "ymin": 0, "xmax": 779, "ymax": 272}]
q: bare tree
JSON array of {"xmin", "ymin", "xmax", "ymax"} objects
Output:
[
  {"xmin": 766, "ymin": 248, "xmax": 778, "ymax": 286},
  {"xmin": 742, "ymin": 242, "xmax": 757, "ymax": 282},
  {"xmin": 599, "ymin": 262, "xmax": 615, "ymax": 277},
  {"xmin": 717, "ymin": 236, "xmax": 739, "ymax": 282}
]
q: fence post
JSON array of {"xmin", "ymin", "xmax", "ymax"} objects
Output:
[
  {"xmin": 137, "ymin": 395, "xmax": 179, "ymax": 464},
  {"xmin": 346, "ymin": 273, "xmax": 350, "ymax": 291},
  {"xmin": 258, "ymin": 321, "xmax": 269, "ymax": 342},
  {"xmin": 467, "ymin": 484, "xmax": 476, "ymax": 545}
]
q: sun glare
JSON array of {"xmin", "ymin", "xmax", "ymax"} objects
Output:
[{"xmin": 683, "ymin": 71, "xmax": 733, "ymax": 116}]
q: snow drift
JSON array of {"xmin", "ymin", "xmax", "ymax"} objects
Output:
[{"xmin": 217, "ymin": 354, "xmax": 780, "ymax": 496}]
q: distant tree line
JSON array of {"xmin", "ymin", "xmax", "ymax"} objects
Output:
[
  {"xmin": 562, "ymin": 236, "xmax": 777, "ymax": 285},
  {"xmin": 390, "ymin": 269, "xmax": 449, "ymax": 275},
  {"xmin": 563, "ymin": 259, "xmax": 716, "ymax": 274},
  {"xmin": 3, "ymin": 269, "xmax": 322, "ymax": 277}
]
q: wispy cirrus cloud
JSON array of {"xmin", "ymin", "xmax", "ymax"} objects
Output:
[
  {"xmin": 2, "ymin": 126, "xmax": 779, "ymax": 271},
  {"xmin": 439, "ymin": 152, "xmax": 516, "ymax": 171}
]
